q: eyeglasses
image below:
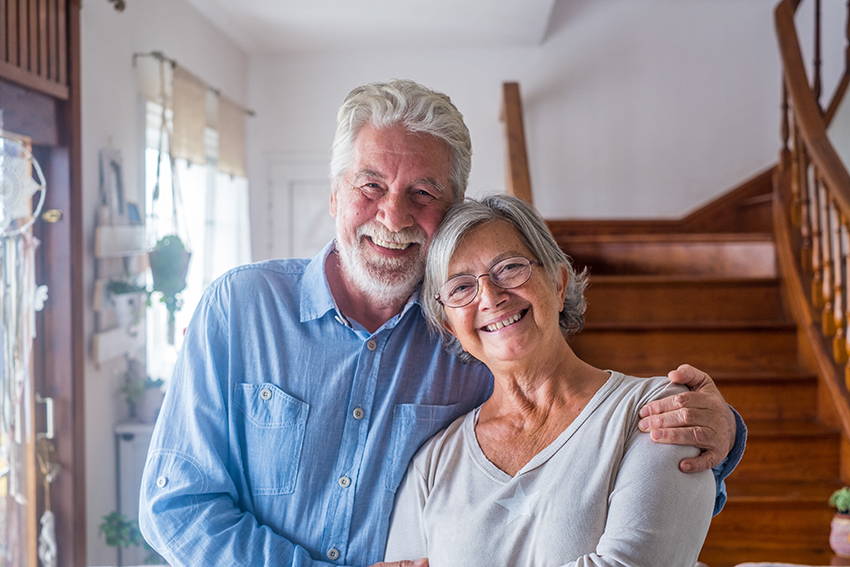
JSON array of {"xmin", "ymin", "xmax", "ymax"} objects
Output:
[{"xmin": 435, "ymin": 256, "xmax": 541, "ymax": 308}]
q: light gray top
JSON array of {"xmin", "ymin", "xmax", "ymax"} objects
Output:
[{"xmin": 384, "ymin": 372, "xmax": 715, "ymax": 567}]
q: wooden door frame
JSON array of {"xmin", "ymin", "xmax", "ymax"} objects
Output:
[{"xmin": 1, "ymin": 1, "xmax": 85, "ymax": 565}]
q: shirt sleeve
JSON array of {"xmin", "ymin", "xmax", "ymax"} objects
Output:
[
  {"xmin": 138, "ymin": 285, "xmax": 341, "ymax": 567},
  {"xmin": 384, "ymin": 461, "xmax": 429, "ymax": 563},
  {"xmin": 562, "ymin": 432, "xmax": 716, "ymax": 567},
  {"xmin": 709, "ymin": 405, "xmax": 748, "ymax": 516}
]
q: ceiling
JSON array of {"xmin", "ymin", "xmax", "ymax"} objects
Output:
[{"xmin": 184, "ymin": 0, "xmax": 560, "ymax": 54}]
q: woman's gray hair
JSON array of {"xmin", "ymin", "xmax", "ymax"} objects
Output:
[
  {"xmin": 330, "ymin": 79, "xmax": 472, "ymax": 201},
  {"xmin": 422, "ymin": 193, "xmax": 589, "ymax": 363}
]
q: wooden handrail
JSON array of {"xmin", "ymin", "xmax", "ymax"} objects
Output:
[
  {"xmin": 775, "ymin": 0, "xmax": 850, "ymax": 449},
  {"xmin": 776, "ymin": 1, "xmax": 850, "ymax": 214},
  {"xmin": 500, "ymin": 82, "xmax": 533, "ymax": 204}
]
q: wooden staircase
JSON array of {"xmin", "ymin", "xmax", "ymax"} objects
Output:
[{"xmin": 551, "ymin": 195, "xmax": 842, "ymax": 566}]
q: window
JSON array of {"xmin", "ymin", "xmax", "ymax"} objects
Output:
[{"xmin": 144, "ymin": 102, "xmax": 252, "ymax": 382}]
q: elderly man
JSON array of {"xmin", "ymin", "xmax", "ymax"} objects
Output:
[{"xmin": 140, "ymin": 79, "xmax": 745, "ymax": 567}]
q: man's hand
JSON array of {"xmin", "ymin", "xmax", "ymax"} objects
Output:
[
  {"xmin": 369, "ymin": 559, "xmax": 428, "ymax": 567},
  {"xmin": 638, "ymin": 364, "xmax": 736, "ymax": 474}
]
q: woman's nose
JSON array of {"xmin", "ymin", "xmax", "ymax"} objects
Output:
[{"xmin": 476, "ymin": 276, "xmax": 508, "ymax": 309}]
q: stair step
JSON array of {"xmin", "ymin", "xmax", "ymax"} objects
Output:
[
  {"xmin": 562, "ymin": 233, "xmax": 777, "ymax": 277},
  {"xmin": 701, "ymin": 480, "xmax": 840, "ymax": 566},
  {"xmin": 699, "ymin": 544, "xmax": 834, "ymax": 567},
  {"xmin": 571, "ymin": 326, "xmax": 800, "ymax": 374},
  {"xmin": 725, "ymin": 479, "xmax": 842, "ymax": 503},
  {"xmin": 705, "ymin": 503, "xmax": 832, "ymax": 547},
  {"xmin": 585, "ymin": 275, "xmax": 787, "ymax": 324},
  {"xmin": 730, "ymin": 420, "xmax": 840, "ymax": 482},
  {"xmin": 712, "ymin": 372, "xmax": 818, "ymax": 421}
]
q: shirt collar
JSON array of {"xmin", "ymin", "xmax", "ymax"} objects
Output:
[{"xmin": 299, "ymin": 240, "xmax": 423, "ymax": 329}]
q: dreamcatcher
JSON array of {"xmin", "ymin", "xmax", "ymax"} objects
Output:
[{"xmin": 0, "ymin": 134, "xmax": 54, "ymax": 567}]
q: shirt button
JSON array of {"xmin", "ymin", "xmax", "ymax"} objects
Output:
[
  {"xmin": 156, "ymin": 476, "xmax": 167, "ymax": 488},
  {"xmin": 260, "ymin": 388, "xmax": 272, "ymax": 401},
  {"xmin": 366, "ymin": 339, "xmax": 377, "ymax": 351},
  {"xmin": 352, "ymin": 407, "xmax": 365, "ymax": 420},
  {"xmin": 327, "ymin": 548, "xmax": 340, "ymax": 560},
  {"xmin": 338, "ymin": 476, "xmax": 351, "ymax": 488}
]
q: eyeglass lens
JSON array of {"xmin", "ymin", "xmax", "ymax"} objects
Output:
[{"xmin": 438, "ymin": 257, "xmax": 533, "ymax": 308}]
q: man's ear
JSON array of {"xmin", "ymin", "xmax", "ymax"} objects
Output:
[{"xmin": 329, "ymin": 189, "xmax": 338, "ymax": 218}]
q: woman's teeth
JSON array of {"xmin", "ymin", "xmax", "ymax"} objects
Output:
[{"xmin": 485, "ymin": 312, "xmax": 522, "ymax": 332}]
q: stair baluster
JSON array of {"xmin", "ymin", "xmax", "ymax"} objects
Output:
[
  {"xmin": 812, "ymin": 173, "xmax": 824, "ymax": 309},
  {"xmin": 837, "ymin": 215, "xmax": 849, "ymax": 363}
]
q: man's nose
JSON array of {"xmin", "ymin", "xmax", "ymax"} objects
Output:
[{"xmin": 376, "ymin": 192, "xmax": 414, "ymax": 233}]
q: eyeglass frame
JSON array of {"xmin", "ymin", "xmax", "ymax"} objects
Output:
[{"xmin": 434, "ymin": 256, "xmax": 542, "ymax": 308}]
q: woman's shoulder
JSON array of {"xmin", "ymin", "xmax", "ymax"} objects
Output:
[
  {"xmin": 408, "ymin": 410, "xmax": 476, "ymax": 481},
  {"xmin": 609, "ymin": 371, "xmax": 687, "ymax": 406}
]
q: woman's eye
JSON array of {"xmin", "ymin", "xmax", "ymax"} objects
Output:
[
  {"xmin": 497, "ymin": 263, "xmax": 523, "ymax": 275},
  {"xmin": 448, "ymin": 283, "xmax": 472, "ymax": 297}
]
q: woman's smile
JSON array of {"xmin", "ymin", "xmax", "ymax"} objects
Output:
[{"xmin": 481, "ymin": 309, "xmax": 527, "ymax": 332}]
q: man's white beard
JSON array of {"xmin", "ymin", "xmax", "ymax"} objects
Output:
[{"xmin": 335, "ymin": 221, "xmax": 427, "ymax": 309}]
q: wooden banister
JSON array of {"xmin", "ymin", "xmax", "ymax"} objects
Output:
[
  {"xmin": 775, "ymin": 0, "xmax": 850, "ymax": 452},
  {"xmin": 500, "ymin": 82, "xmax": 533, "ymax": 204}
]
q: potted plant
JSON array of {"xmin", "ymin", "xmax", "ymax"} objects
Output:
[
  {"xmin": 148, "ymin": 234, "xmax": 191, "ymax": 344},
  {"xmin": 105, "ymin": 278, "xmax": 147, "ymax": 331},
  {"xmin": 830, "ymin": 486, "xmax": 850, "ymax": 557},
  {"xmin": 98, "ymin": 511, "xmax": 162, "ymax": 564},
  {"xmin": 120, "ymin": 357, "xmax": 165, "ymax": 423}
]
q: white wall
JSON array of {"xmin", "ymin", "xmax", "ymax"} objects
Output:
[
  {"xmin": 246, "ymin": 0, "xmax": 815, "ymax": 261},
  {"xmin": 79, "ymin": 1, "xmax": 248, "ymax": 564}
]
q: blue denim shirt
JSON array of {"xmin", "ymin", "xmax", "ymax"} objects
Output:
[{"xmin": 139, "ymin": 242, "xmax": 744, "ymax": 567}]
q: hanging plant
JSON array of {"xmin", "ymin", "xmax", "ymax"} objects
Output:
[{"xmin": 149, "ymin": 234, "xmax": 191, "ymax": 343}]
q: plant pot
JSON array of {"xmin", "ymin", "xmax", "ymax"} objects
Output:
[
  {"xmin": 831, "ymin": 513, "xmax": 850, "ymax": 557},
  {"xmin": 149, "ymin": 248, "xmax": 191, "ymax": 299}
]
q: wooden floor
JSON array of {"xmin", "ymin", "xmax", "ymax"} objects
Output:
[{"xmin": 564, "ymin": 230, "xmax": 840, "ymax": 567}]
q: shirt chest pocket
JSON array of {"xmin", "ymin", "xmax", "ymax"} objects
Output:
[
  {"xmin": 233, "ymin": 383, "xmax": 309, "ymax": 495},
  {"xmin": 384, "ymin": 402, "xmax": 461, "ymax": 493}
]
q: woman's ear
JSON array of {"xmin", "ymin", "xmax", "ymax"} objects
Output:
[
  {"xmin": 442, "ymin": 317, "xmax": 456, "ymax": 336},
  {"xmin": 557, "ymin": 265, "xmax": 569, "ymax": 306}
]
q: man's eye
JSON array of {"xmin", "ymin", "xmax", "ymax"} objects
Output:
[
  {"xmin": 359, "ymin": 183, "xmax": 383, "ymax": 197},
  {"xmin": 411, "ymin": 189, "xmax": 438, "ymax": 204}
]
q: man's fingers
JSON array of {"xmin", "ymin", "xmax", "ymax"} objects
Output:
[
  {"xmin": 639, "ymin": 405, "xmax": 714, "ymax": 433},
  {"xmin": 639, "ymin": 390, "xmax": 713, "ymax": 420},
  {"xmin": 639, "ymin": 392, "xmax": 680, "ymax": 419},
  {"xmin": 667, "ymin": 364, "xmax": 718, "ymax": 393},
  {"xmin": 646, "ymin": 421, "xmax": 718, "ymax": 448},
  {"xmin": 649, "ymin": 425, "xmax": 723, "ymax": 474},
  {"xmin": 369, "ymin": 560, "xmax": 428, "ymax": 567},
  {"xmin": 678, "ymin": 449, "xmax": 723, "ymax": 474}
]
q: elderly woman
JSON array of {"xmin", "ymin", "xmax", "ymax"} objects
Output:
[{"xmin": 383, "ymin": 194, "xmax": 715, "ymax": 567}]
